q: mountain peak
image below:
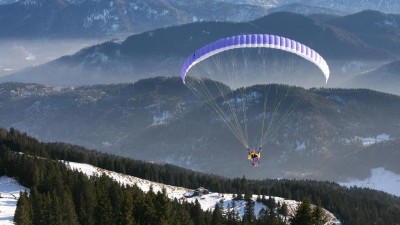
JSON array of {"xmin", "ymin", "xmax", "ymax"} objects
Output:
[{"xmin": 328, "ymin": 9, "xmax": 400, "ymax": 32}]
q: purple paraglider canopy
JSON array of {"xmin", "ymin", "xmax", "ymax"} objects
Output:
[{"xmin": 181, "ymin": 34, "xmax": 330, "ymax": 84}]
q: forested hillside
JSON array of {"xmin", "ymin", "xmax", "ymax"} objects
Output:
[
  {"xmin": 1, "ymin": 128, "xmax": 400, "ymax": 225},
  {"xmin": 2, "ymin": 80, "xmax": 400, "ymax": 181}
]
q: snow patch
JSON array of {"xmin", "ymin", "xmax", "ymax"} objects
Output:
[
  {"xmin": 21, "ymin": 0, "xmax": 40, "ymax": 6},
  {"xmin": 101, "ymin": 141, "xmax": 112, "ymax": 147},
  {"xmin": 341, "ymin": 60, "xmax": 370, "ymax": 74},
  {"xmin": 83, "ymin": 9, "xmax": 117, "ymax": 28},
  {"xmin": 343, "ymin": 133, "xmax": 391, "ymax": 146},
  {"xmin": 374, "ymin": 18, "xmax": 398, "ymax": 28},
  {"xmin": 151, "ymin": 111, "xmax": 173, "ymax": 126},
  {"xmin": 66, "ymin": 161, "xmax": 188, "ymax": 200},
  {"xmin": 0, "ymin": 176, "xmax": 29, "ymax": 225},
  {"xmin": 340, "ymin": 167, "xmax": 400, "ymax": 197},
  {"xmin": 222, "ymin": 91, "xmax": 262, "ymax": 107},
  {"xmin": 66, "ymin": 0, "xmax": 87, "ymax": 5},
  {"xmin": 192, "ymin": 193, "xmax": 267, "ymax": 218},
  {"xmin": 325, "ymin": 95, "xmax": 344, "ymax": 104},
  {"xmin": 86, "ymin": 52, "xmax": 109, "ymax": 63},
  {"xmin": 294, "ymin": 141, "xmax": 306, "ymax": 153}
]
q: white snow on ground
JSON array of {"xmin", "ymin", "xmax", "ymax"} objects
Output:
[
  {"xmin": 0, "ymin": 176, "xmax": 29, "ymax": 225},
  {"xmin": 355, "ymin": 134, "xmax": 391, "ymax": 146},
  {"xmin": 66, "ymin": 162, "xmax": 187, "ymax": 200},
  {"xmin": 66, "ymin": 161, "xmax": 341, "ymax": 224},
  {"xmin": 151, "ymin": 111, "xmax": 173, "ymax": 126},
  {"xmin": 339, "ymin": 167, "xmax": 400, "ymax": 197},
  {"xmin": 294, "ymin": 141, "xmax": 306, "ymax": 153},
  {"xmin": 344, "ymin": 133, "xmax": 391, "ymax": 146}
]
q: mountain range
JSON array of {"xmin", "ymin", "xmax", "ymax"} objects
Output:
[
  {"xmin": 1, "ymin": 0, "xmax": 399, "ymax": 39},
  {"xmin": 1, "ymin": 77, "xmax": 399, "ymax": 182},
  {"xmin": 0, "ymin": 1, "xmax": 399, "ymax": 186},
  {"xmin": 0, "ymin": 0, "xmax": 268, "ymax": 38},
  {"xmin": 343, "ymin": 60, "xmax": 400, "ymax": 95},
  {"xmin": 220, "ymin": 0, "xmax": 400, "ymax": 14},
  {"xmin": 1, "ymin": 10, "xmax": 399, "ymax": 91},
  {"xmin": 1, "ymin": 2, "xmax": 399, "ymax": 223}
]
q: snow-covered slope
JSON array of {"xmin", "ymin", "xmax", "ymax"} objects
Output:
[
  {"xmin": 66, "ymin": 161, "xmax": 341, "ymax": 224},
  {"xmin": 67, "ymin": 162, "xmax": 188, "ymax": 199},
  {"xmin": 340, "ymin": 168, "xmax": 400, "ymax": 197},
  {"xmin": 8, "ymin": 158, "xmax": 400, "ymax": 224},
  {"xmin": 0, "ymin": 160, "xmax": 342, "ymax": 224},
  {"xmin": 0, "ymin": 176, "xmax": 29, "ymax": 225}
]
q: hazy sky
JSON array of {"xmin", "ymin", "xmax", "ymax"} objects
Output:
[{"xmin": 0, "ymin": 39, "xmax": 103, "ymax": 78}]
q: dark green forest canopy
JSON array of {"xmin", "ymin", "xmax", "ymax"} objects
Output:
[{"xmin": 1, "ymin": 127, "xmax": 400, "ymax": 225}]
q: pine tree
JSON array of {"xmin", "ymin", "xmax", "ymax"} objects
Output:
[
  {"xmin": 312, "ymin": 199, "xmax": 327, "ymax": 225},
  {"xmin": 226, "ymin": 201, "xmax": 240, "ymax": 225},
  {"xmin": 14, "ymin": 191, "xmax": 32, "ymax": 225},
  {"xmin": 211, "ymin": 203, "xmax": 224, "ymax": 225},
  {"xmin": 191, "ymin": 200, "xmax": 205, "ymax": 225},
  {"xmin": 154, "ymin": 189, "xmax": 173, "ymax": 225},
  {"xmin": 143, "ymin": 186, "xmax": 158, "ymax": 225},
  {"xmin": 36, "ymin": 191, "xmax": 57, "ymax": 225},
  {"xmin": 257, "ymin": 208, "xmax": 268, "ymax": 225},
  {"xmin": 75, "ymin": 175, "xmax": 96, "ymax": 225},
  {"xmin": 30, "ymin": 187, "xmax": 43, "ymax": 225},
  {"xmin": 176, "ymin": 203, "xmax": 195, "ymax": 225},
  {"xmin": 109, "ymin": 183, "xmax": 123, "ymax": 220},
  {"xmin": 95, "ymin": 189, "xmax": 115, "ymax": 225},
  {"xmin": 290, "ymin": 197, "xmax": 313, "ymax": 225},
  {"xmin": 266, "ymin": 207, "xmax": 278, "ymax": 225},
  {"xmin": 49, "ymin": 192, "xmax": 65, "ymax": 225},
  {"xmin": 234, "ymin": 193, "xmax": 243, "ymax": 200},
  {"xmin": 242, "ymin": 196, "xmax": 256, "ymax": 225},
  {"xmin": 278, "ymin": 202, "xmax": 289, "ymax": 221},
  {"xmin": 60, "ymin": 191, "xmax": 79, "ymax": 225},
  {"xmin": 42, "ymin": 192, "xmax": 61, "ymax": 225},
  {"xmin": 120, "ymin": 190, "xmax": 135, "ymax": 225},
  {"xmin": 267, "ymin": 196, "xmax": 276, "ymax": 209}
]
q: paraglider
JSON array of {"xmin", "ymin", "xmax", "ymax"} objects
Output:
[
  {"xmin": 247, "ymin": 147, "xmax": 262, "ymax": 166},
  {"xmin": 181, "ymin": 34, "xmax": 330, "ymax": 166},
  {"xmin": 181, "ymin": 34, "xmax": 330, "ymax": 84}
]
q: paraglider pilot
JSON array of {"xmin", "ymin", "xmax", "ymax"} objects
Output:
[{"xmin": 247, "ymin": 147, "xmax": 261, "ymax": 166}]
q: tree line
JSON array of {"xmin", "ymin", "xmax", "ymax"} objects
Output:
[
  {"xmin": 1, "ymin": 127, "xmax": 400, "ymax": 225},
  {"xmin": 2, "ymin": 149, "xmax": 325, "ymax": 225}
]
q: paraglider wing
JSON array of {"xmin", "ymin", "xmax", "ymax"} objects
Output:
[{"xmin": 181, "ymin": 34, "xmax": 330, "ymax": 83}]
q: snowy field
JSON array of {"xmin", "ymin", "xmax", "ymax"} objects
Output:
[
  {"xmin": 0, "ymin": 177, "xmax": 29, "ymax": 225},
  {"xmin": 340, "ymin": 167, "xmax": 400, "ymax": 197}
]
